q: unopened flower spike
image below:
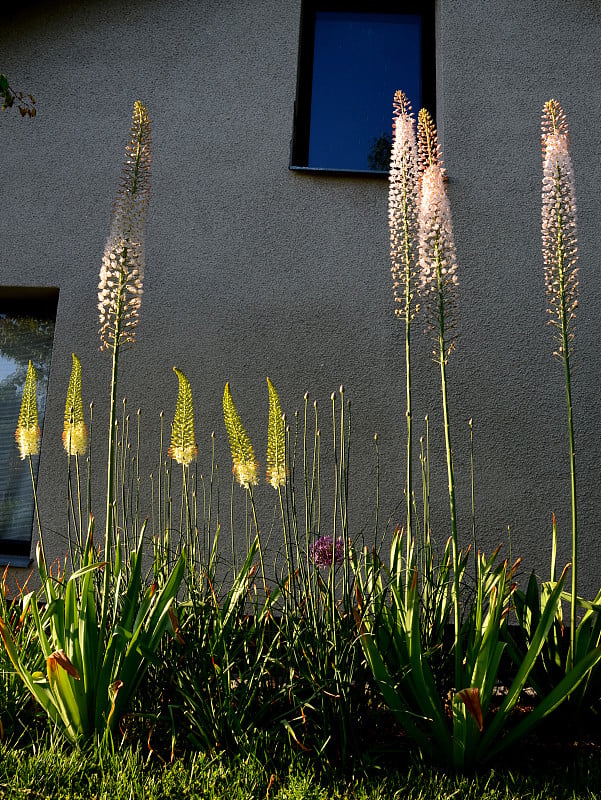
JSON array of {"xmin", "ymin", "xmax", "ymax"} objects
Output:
[
  {"xmin": 417, "ymin": 107, "xmax": 446, "ymax": 177},
  {"xmin": 417, "ymin": 109, "xmax": 458, "ymax": 363},
  {"xmin": 266, "ymin": 377, "xmax": 287, "ymax": 489},
  {"xmin": 168, "ymin": 367, "xmax": 198, "ymax": 466},
  {"xmin": 223, "ymin": 382, "xmax": 258, "ymax": 489},
  {"xmin": 389, "ymin": 90, "xmax": 420, "ymax": 322},
  {"xmin": 15, "ymin": 360, "xmax": 40, "ymax": 459},
  {"xmin": 541, "ymin": 99, "xmax": 578, "ymax": 360},
  {"xmin": 63, "ymin": 354, "xmax": 88, "ymax": 456},
  {"xmin": 98, "ymin": 101, "xmax": 151, "ymax": 351}
]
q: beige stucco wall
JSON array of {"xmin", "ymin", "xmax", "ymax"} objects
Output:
[{"xmin": 2, "ymin": 0, "xmax": 601, "ymax": 593}]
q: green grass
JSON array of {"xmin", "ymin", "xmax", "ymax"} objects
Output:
[{"xmin": 1, "ymin": 740, "xmax": 601, "ymax": 800}]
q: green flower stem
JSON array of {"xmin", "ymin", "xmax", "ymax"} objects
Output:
[
  {"xmin": 248, "ymin": 486, "xmax": 267, "ymax": 595},
  {"xmin": 101, "ymin": 264, "xmax": 125, "ymax": 635},
  {"xmin": 565, "ymin": 354, "xmax": 577, "ymax": 671},
  {"xmin": 552, "ymin": 167, "xmax": 577, "ymax": 672},
  {"xmin": 76, "ymin": 455, "xmax": 83, "ymax": 552},
  {"xmin": 405, "ymin": 309, "xmax": 413, "ymax": 597},
  {"xmin": 434, "ymin": 239, "xmax": 461, "ymax": 689},
  {"xmin": 559, "ymin": 240, "xmax": 577, "ymax": 671},
  {"xmin": 402, "ymin": 176, "xmax": 414, "ymax": 599},
  {"xmin": 440, "ymin": 343, "xmax": 461, "ymax": 687},
  {"xmin": 470, "ymin": 419, "xmax": 477, "ymax": 577},
  {"xmin": 66, "ymin": 452, "xmax": 74, "ymax": 568},
  {"xmin": 28, "ymin": 455, "xmax": 45, "ymax": 567},
  {"xmin": 87, "ymin": 402, "xmax": 93, "ymax": 526}
]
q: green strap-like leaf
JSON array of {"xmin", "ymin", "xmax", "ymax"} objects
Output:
[
  {"xmin": 266, "ymin": 377, "xmax": 286, "ymax": 488},
  {"xmin": 223, "ymin": 382, "xmax": 258, "ymax": 488},
  {"xmin": 169, "ymin": 367, "xmax": 197, "ymax": 466}
]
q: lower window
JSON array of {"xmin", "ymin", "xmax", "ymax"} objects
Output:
[{"xmin": 0, "ymin": 289, "xmax": 58, "ymax": 566}]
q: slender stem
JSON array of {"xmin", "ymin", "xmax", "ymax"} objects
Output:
[
  {"xmin": 434, "ymin": 235, "xmax": 461, "ymax": 688},
  {"xmin": 76, "ymin": 455, "xmax": 83, "ymax": 553},
  {"xmin": 469, "ymin": 419, "xmax": 476, "ymax": 578},
  {"xmin": 28, "ymin": 455, "xmax": 44, "ymax": 566},
  {"xmin": 100, "ymin": 266, "xmax": 125, "ymax": 634},
  {"xmin": 554, "ymin": 170, "xmax": 577, "ymax": 671},
  {"xmin": 248, "ymin": 486, "xmax": 267, "ymax": 594},
  {"xmin": 66, "ymin": 451, "xmax": 74, "ymax": 568},
  {"xmin": 440, "ymin": 350, "xmax": 461, "ymax": 688},
  {"xmin": 331, "ymin": 393, "xmax": 338, "ymax": 545},
  {"xmin": 87, "ymin": 402, "xmax": 93, "ymax": 530},
  {"xmin": 135, "ymin": 408, "xmax": 141, "ymax": 540},
  {"xmin": 563, "ymin": 302, "xmax": 577, "ymax": 671},
  {"xmin": 405, "ymin": 311, "xmax": 412, "ymax": 599}
]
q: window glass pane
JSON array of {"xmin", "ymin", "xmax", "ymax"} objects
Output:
[
  {"xmin": 308, "ymin": 12, "xmax": 422, "ymax": 171},
  {"xmin": 0, "ymin": 299, "xmax": 56, "ymax": 564}
]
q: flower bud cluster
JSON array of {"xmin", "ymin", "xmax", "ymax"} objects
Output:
[
  {"xmin": 15, "ymin": 425, "xmax": 40, "ymax": 460},
  {"xmin": 98, "ymin": 243, "xmax": 144, "ymax": 349},
  {"xmin": 235, "ymin": 460, "xmax": 259, "ymax": 489},
  {"xmin": 541, "ymin": 100, "xmax": 578, "ymax": 360},
  {"xmin": 15, "ymin": 361, "xmax": 40, "ymax": 459}
]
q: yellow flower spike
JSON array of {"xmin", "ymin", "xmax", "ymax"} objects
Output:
[
  {"xmin": 223, "ymin": 382, "xmax": 258, "ymax": 489},
  {"xmin": 63, "ymin": 354, "xmax": 88, "ymax": 456},
  {"xmin": 15, "ymin": 360, "xmax": 40, "ymax": 459},
  {"xmin": 168, "ymin": 367, "xmax": 198, "ymax": 466},
  {"xmin": 266, "ymin": 377, "xmax": 287, "ymax": 489}
]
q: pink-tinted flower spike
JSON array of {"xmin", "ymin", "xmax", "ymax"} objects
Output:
[
  {"xmin": 541, "ymin": 100, "xmax": 578, "ymax": 360},
  {"xmin": 389, "ymin": 90, "xmax": 419, "ymax": 322},
  {"xmin": 418, "ymin": 111, "xmax": 458, "ymax": 362}
]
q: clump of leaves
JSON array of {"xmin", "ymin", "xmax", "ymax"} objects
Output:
[{"xmin": 0, "ymin": 74, "xmax": 35, "ymax": 116}]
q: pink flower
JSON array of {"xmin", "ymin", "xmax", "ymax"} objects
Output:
[{"xmin": 310, "ymin": 535, "xmax": 344, "ymax": 568}]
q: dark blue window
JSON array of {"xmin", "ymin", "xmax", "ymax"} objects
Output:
[{"xmin": 291, "ymin": 1, "xmax": 435, "ymax": 174}]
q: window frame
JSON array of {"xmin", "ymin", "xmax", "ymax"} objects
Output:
[
  {"xmin": 0, "ymin": 287, "xmax": 59, "ymax": 567},
  {"xmin": 290, "ymin": 0, "xmax": 436, "ymax": 175}
]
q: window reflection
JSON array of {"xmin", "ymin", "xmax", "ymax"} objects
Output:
[
  {"xmin": 0, "ymin": 295, "xmax": 57, "ymax": 564},
  {"xmin": 308, "ymin": 11, "xmax": 422, "ymax": 171}
]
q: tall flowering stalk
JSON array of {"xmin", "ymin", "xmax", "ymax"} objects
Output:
[
  {"xmin": 15, "ymin": 360, "xmax": 44, "ymax": 563},
  {"xmin": 266, "ymin": 377, "xmax": 286, "ymax": 491},
  {"xmin": 541, "ymin": 99, "xmax": 579, "ymax": 668},
  {"xmin": 417, "ymin": 108, "xmax": 461, "ymax": 685},
  {"xmin": 223, "ymin": 382, "xmax": 266, "ymax": 588},
  {"xmin": 169, "ymin": 367, "xmax": 198, "ymax": 560},
  {"xmin": 98, "ymin": 101, "xmax": 151, "ymax": 627},
  {"xmin": 168, "ymin": 367, "xmax": 198, "ymax": 468},
  {"xmin": 388, "ymin": 91, "xmax": 419, "ymax": 587},
  {"xmin": 63, "ymin": 353, "xmax": 88, "ymax": 560}
]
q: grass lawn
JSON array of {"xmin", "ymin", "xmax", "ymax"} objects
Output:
[{"xmin": 1, "ymin": 739, "xmax": 601, "ymax": 800}]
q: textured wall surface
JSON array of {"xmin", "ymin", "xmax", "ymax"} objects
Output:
[{"xmin": 2, "ymin": 0, "xmax": 601, "ymax": 592}]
